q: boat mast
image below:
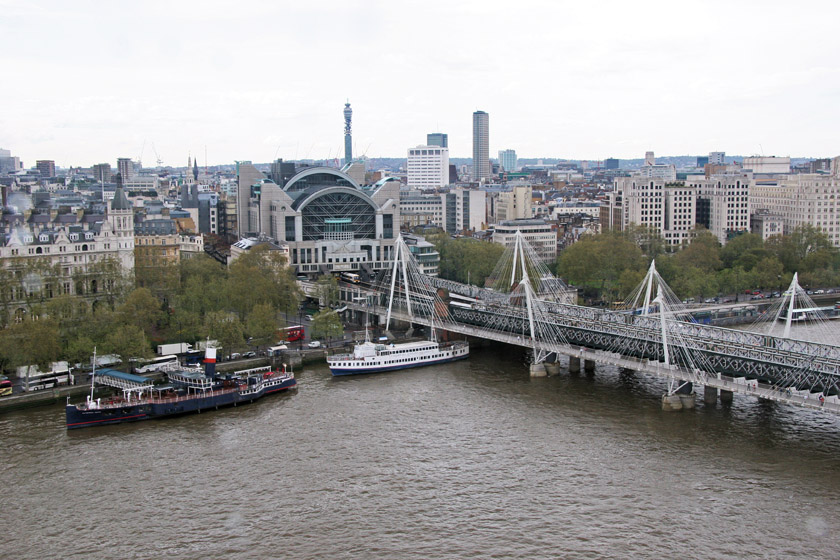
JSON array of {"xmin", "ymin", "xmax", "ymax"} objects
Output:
[{"xmin": 89, "ymin": 347, "xmax": 97, "ymax": 402}]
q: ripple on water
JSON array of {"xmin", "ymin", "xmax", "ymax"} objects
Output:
[{"xmin": 3, "ymin": 345, "xmax": 840, "ymax": 559}]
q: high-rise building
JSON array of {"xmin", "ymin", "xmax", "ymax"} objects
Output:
[
  {"xmin": 344, "ymin": 102, "xmax": 353, "ymax": 164},
  {"xmin": 117, "ymin": 158, "xmax": 133, "ymax": 182},
  {"xmin": 696, "ymin": 156, "xmax": 709, "ymax": 168},
  {"xmin": 751, "ymin": 173, "xmax": 840, "ymax": 246},
  {"xmin": 407, "ymin": 145, "xmax": 449, "ymax": 190},
  {"xmin": 36, "ymin": 160, "xmax": 55, "ymax": 178},
  {"xmin": 93, "ymin": 163, "xmax": 111, "ymax": 183},
  {"xmin": 472, "ymin": 111, "xmax": 490, "ymax": 181},
  {"xmin": 0, "ymin": 148, "xmax": 21, "ymax": 174},
  {"xmin": 709, "ymin": 151, "xmax": 726, "ymax": 165},
  {"xmin": 604, "ymin": 158, "xmax": 619, "ymax": 170},
  {"xmin": 498, "ymin": 149, "xmax": 517, "ymax": 173},
  {"xmin": 644, "ymin": 151, "xmax": 655, "ymax": 166},
  {"xmin": 427, "ymin": 133, "xmax": 448, "ymax": 148}
]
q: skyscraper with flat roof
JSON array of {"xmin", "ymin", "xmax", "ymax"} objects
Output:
[
  {"xmin": 472, "ymin": 111, "xmax": 489, "ymax": 181},
  {"xmin": 117, "ymin": 157, "xmax": 133, "ymax": 181},
  {"xmin": 499, "ymin": 149, "xmax": 517, "ymax": 173},
  {"xmin": 427, "ymin": 133, "xmax": 448, "ymax": 148},
  {"xmin": 36, "ymin": 160, "xmax": 55, "ymax": 178}
]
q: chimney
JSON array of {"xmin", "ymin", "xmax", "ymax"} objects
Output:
[{"xmin": 203, "ymin": 346, "xmax": 217, "ymax": 380}]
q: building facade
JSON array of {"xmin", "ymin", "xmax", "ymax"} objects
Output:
[
  {"xmin": 492, "ymin": 219, "xmax": 557, "ymax": 262},
  {"xmin": 240, "ymin": 167, "xmax": 401, "ymax": 276},
  {"xmin": 499, "ymin": 149, "xmax": 517, "ymax": 173},
  {"xmin": 427, "ymin": 133, "xmax": 448, "ymax": 148},
  {"xmin": 750, "ymin": 174, "xmax": 840, "ymax": 246},
  {"xmin": 407, "ymin": 145, "xmax": 449, "ymax": 190},
  {"xmin": 472, "ymin": 111, "xmax": 490, "ymax": 181}
]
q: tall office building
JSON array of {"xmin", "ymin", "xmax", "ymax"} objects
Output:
[
  {"xmin": 604, "ymin": 158, "xmax": 619, "ymax": 170},
  {"xmin": 36, "ymin": 160, "xmax": 55, "ymax": 178},
  {"xmin": 472, "ymin": 111, "xmax": 490, "ymax": 181},
  {"xmin": 499, "ymin": 149, "xmax": 517, "ymax": 173},
  {"xmin": 709, "ymin": 151, "xmax": 726, "ymax": 165},
  {"xmin": 644, "ymin": 151, "xmax": 655, "ymax": 166},
  {"xmin": 117, "ymin": 157, "xmax": 133, "ymax": 182},
  {"xmin": 407, "ymin": 145, "xmax": 449, "ymax": 190},
  {"xmin": 93, "ymin": 163, "xmax": 111, "ymax": 183},
  {"xmin": 344, "ymin": 102, "xmax": 353, "ymax": 164},
  {"xmin": 427, "ymin": 133, "xmax": 448, "ymax": 148}
]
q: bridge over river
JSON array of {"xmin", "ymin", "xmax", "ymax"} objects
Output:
[{"xmin": 339, "ymin": 234, "xmax": 840, "ymax": 416}]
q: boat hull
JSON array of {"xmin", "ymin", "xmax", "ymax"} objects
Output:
[
  {"xmin": 66, "ymin": 378, "xmax": 296, "ymax": 429},
  {"xmin": 329, "ymin": 350, "xmax": 469, "ymax": 376}
]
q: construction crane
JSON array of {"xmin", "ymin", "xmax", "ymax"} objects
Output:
[
  {"xmin": 152, "ymin": 143, "xmax": 163, "ymax": 167},
  {"xmin": 136, "ymin": 139, "xmax": 146, "ymax": 168}
]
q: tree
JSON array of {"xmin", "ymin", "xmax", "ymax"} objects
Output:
[
  {"xmin": 766, "ymin": 225, "xmax": 836, "ymax": 273},
  {"xmin": 203, "ymin": 311, "xmax": 245, "ymax": 358},
  {"xmin": 433, "ymin": 237, "xmax": 505, "ymax": 286},
  {"xmin": 103, "ymin": 324, "xmax": 153, "ymax": 365},
  {"xmin": 118, "ymin": 287, "xmax": 164, "ymax": 337},
  {"xmin": 315, "ymin": 274, "xmax": 340, "ymax": 309},
  {"xmin": 556, "ymin": 231, "xmax": 646, "ymax": 302},
  {"xmin": 311, "ymin": 309, "xmax": 344, "ymax": 345},
  {"xmin": 720, "ymin": 233, "xmax": 767, "ymax": 271},
  {"xmin": 227, "ymin": 246, "xmax": 302, "ymax": 319},
  {"xmin": 0, "ymin": 318, "xmax": 62, "ymax": 388},
  {"xmin": 246, "ymin": 303, "xmax": 279, "ymax": 349}
]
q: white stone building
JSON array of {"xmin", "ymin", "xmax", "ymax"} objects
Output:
[{"xmin": 407, "ymin": 145, "xmax": 449, "ymax": 190}]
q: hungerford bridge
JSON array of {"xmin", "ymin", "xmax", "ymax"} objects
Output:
[{"xmin": 341, "ymin": 234, "xmax": 840, "ymax": 415}]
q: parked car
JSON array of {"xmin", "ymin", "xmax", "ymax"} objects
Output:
[
  {"xmin": 243, "ymin": 351, "xmax": 257, "ymax": 358},
  {"xmin": 230, "ymin": 352, "xmax": 241, "ymax": 360},
  {"xmin": 305, "ymin": 315, "xmax": 313, "ymax": 321},
  {"xmin": 308, "ymin": 340, "xmax": 321, "ymax": 348}
]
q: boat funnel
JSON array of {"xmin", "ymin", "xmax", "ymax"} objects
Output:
[{"xmin": 204, "ymin": 346, "xmax": 217, "ymax": 379}]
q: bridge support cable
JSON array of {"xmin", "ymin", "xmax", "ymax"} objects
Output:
[
  {"xmin": 486, "ymin": 230, "xmax": 575, "ymax": 303},
  {"xmin": 620, "ymin": 259, "xmax": 692, "ymax": 321},
  {"xmin": 366, "ymin": 233, "xmax": 840, "ymax": 406},
  {"xmin": 749, "ymin": 272, "xmax": 837, "ymax": 345}
]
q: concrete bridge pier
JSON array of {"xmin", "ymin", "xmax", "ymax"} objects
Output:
[
  {"xmin": 720, "ymin": 389, "xmax": 734, "ymax": 405},
  {"xmin": 662, "ymin": 381, "xmax": 695, "ymax": 411},
  {"xmin": 543, "ymin": 358, "xmax": 561, "ymax": 376},
  {"xmin": 584, "ymin": 360, "xmax": 596, "ymax": 374},
  {"xmin": 704, "ymin": 385, "xmax": 718, "ymax": 405},
  {"xmin": 661, "ymin": 394, "xmax": 683, "ymax": 411},
  {"xmin": 530, "ymin": 363, "xmax": 548, "ymax": 377},
  {"xmin": 568, "ymin": 356, "xmax": 581, "ymax": 374}
]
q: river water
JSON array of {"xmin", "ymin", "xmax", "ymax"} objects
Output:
[{"xmin": 3, "ymin": 332, "xmax": 840, "ymax": 559}]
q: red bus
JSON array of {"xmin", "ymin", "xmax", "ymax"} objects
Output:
[{"xmin": 285, "ymin": 325, "xmax": 305, "ymax": 342}]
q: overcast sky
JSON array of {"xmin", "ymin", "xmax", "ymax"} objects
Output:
[{"xmin": 2, "ymin": 0, "xmax": 839, "ymax": 168}]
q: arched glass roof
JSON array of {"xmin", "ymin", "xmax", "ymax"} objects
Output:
[{"xmin": 284, "ymin": 167, "xmax": 359, "ymax": 193}]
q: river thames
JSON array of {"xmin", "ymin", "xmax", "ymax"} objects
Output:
[{"xmin": 3, "ymin": 335, "xmax": 840, "ymax": 559}]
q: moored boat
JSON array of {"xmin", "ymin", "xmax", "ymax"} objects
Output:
[
  {"xmin": 327, "ymin": 337, "xmax": 469, "ymax": 376},
  {"xmin": 65, "ymin": 347, "xmax": 296, "ymax": 429}
]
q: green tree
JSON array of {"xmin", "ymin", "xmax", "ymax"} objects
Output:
[
  {"xmin": 766, "ymin": 225, "xmax": 836, "ymax": 273},
  {"xmin": 246, "ymin": 303, "xmax": 279, "ymax": 349},
  {"xmin": 720, "ymin": 233, "xmax": 767, "ymax": 271},
  {"xmin": 556, "ymin": 231, "xmax": 646, "ymax": 302},
  {"xmin": 315, "ymin": 274, "xmax": 340, "ymax": 309},
  {"xmin": 118, "ymin": 287, "xmax": 164, "ymax": 337},
  {"xmin": 103, "ymin": 324, "xmax": 153, "ymax": 365},
  {"xmin": 0, "ymin": 318, "xmax": 62, "ymax": 387},
  {"xmin": 433, "ymin": 237, "xmax": 505, "ymax": 286},
  {"xmin": 310, "ymin": 309, "xmax": 344, "ymax": 345},
  {"xmin": 204, "ymin": 311, "xmax": 245, "ymax": 358},
  {"xmin": 227, "ymin": 246, "xmax": 302, "ymax": 319}
]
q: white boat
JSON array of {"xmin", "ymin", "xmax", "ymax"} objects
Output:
[{"xmin": 327, "ymin": 337, "xmax": 469, "ymax": 376}]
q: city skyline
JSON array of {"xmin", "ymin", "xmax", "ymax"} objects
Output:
[{"xmin": 2, "ymin": 0, "xmax": 839, "ymax": 167}]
